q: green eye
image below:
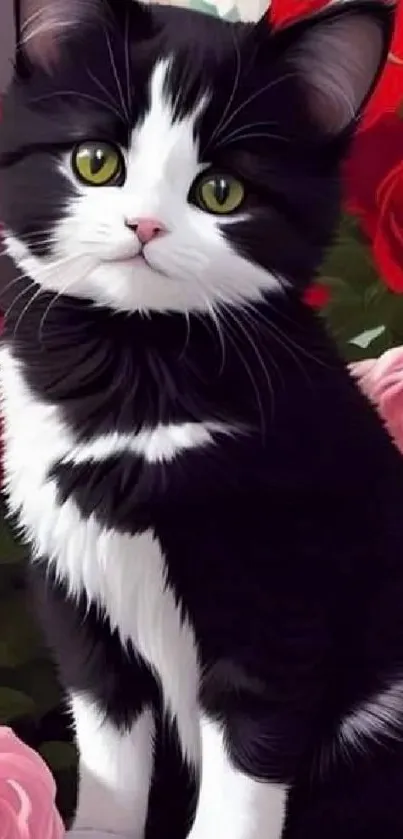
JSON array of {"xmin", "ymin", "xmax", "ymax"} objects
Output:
[
  {"xmin": 72, "ymin": 142, "xmax": 124, "ymax": 186},
  {"xmin": 193, "ymin": 172, "xmax": 245, "ymax": 215}
]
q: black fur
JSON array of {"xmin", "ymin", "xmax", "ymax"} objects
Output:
[{"xmin": 1, "ymin": 1, "xmax": 403, "ymax": 837}]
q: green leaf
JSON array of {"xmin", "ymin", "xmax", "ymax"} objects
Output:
[
  {"xmin": 346, "ymin": 327, "xmax": 395, "ymax": 363},
  {"xmin": 18, "ymin": 660, "xmax": 62, "ymax": 717},
  {"xmin": 39, "ymin": 741, "xmax": 77, "ymax": 772},
  {"xmin": 321, "ymin": 214, "xmax": 379, "ymax": 293},
  {"xmin": 0, "ymin": 518, "xmax": 25, "ymax": 564},
  {"xmin": 0, "ymin": 687, "xmax": 35, "ymax": 722},
  {"xmin": 350, "ymin": 325, "xmax": 386, "ymax": 349},
  {"xmin": 0, "ymin": 596, "xmax": 41, "ymax": 667},
  {"xmin": 379, "ymin": 293, "xmax": 403, "ymax": 338}
]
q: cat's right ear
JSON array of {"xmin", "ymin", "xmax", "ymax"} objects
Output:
[
  {"xmin": 260, "ymin": 0, "xmax": 394, "ymax": 138},
  {"xmin": 13, "ymin": 0, "xmax": 152, "ymax": 75},
  {"xmin": 14, "ymin": 0, "xmax": 97, "ymax": 73}
]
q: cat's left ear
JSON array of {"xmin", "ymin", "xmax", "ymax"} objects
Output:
[{"xmin": 263, "ymin": 0, "xmax": 394, "ymax": 136}]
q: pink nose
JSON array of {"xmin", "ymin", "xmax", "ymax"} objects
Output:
[{"xmin": 125, "ymin": 217, "xmax": 167, "ymax": 244}]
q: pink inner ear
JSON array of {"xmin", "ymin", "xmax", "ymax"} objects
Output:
[
  {"xmin": 19, "ymin": 0, "xmax": 95, "ymax": 70},
  {"xmin": 292, "ymin": 16, "xmax": 385, "ymax": 135}
]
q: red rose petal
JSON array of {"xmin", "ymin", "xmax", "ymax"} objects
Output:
[{"xmin": 270, "ymin": 0, "xmax": 328, "ymax": 27}]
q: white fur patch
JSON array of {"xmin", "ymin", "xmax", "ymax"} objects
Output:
[
  {"xmin": 0, "ymin": 346, "xmax": 201, "ymax": 769},
  {"xmin": 62, "ymin": 421, "xmax": 235, "ymax": 465},
  {"xmin": 5, "ymin": 59, "xmax": 279, "ymax": 315},
  {"xmin": 339, "ymin": 679, "xmax": 403, "ymax": 752},
  {"xmin": 0, "ymin": 349, "xmax": 281, "ymax": 839},
  {"xmin": 70, "ymin": 694, "xmax": 154, "ymax": 837},
  {"xmin": 189, "ymin": 717, "xmax": 288, "ymax": 839}
]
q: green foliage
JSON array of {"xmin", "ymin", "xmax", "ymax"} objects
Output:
[
  {"xmin": 0, "ymin": 687, "xmax": 35, "ymax": 722},
  {"xmin": 0, "ymin": 595, "xmax": 42, "ymax": 667},
  {"xmin": 320, "ymin": 214, "xmax": 403, "ymax": 361},
  {"xmin": 0, "ymin": 510, "xmax": 77, "ymax": 824},
  {"xmin": 39, "ymin": 741, "xmax": 77, "ymax": 772},
  {"xmin": 0, "ymin": 519, "xmax": 25, "ymax": 564}
]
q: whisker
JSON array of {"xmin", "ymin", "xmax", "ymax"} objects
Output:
[
  {"xmin": 204, "ymin": 29, "xmax": 242, "ymax": 153},
  {"xmin": 12, "ymin": 238, "xmax": 59, "ymax": 250},
  {"xmin": 38, "ymin": 268, "xmax": 93, "ymax": 341},
  {"xmin": 3, "ymin": 283, "xmax": 37, "ymax": 327},
  {"xmin": 9, "ymin": 254, "xmax": 94, "ymax": 339},
  {"xmin": 178, "ymin": 310, "xmax": 191, "ymax": 361},
  {"xmin": 31, "ymin": 90, "xmax": 123, "ymax": 123},
  {"xmin": 3, "ymin": 277, "xmax": 36, "ymax": 319},
  {"xmin": 86, "ymin": 68, "xmax": 123, "ymax": 116},
  {"xmin": 223, "ymin": 119, "xmax": 281, "ymax": 136},
  {"xmin": 190, "ymin": 278, "xmax": 226, "ymax": 375},
  {"xmin": 251, "ymin": 301, "xmax": 328, "ymax": 371},
  {"xmin": 219, "ymin": 306, "xmax": 266, "ymax": 438},
  {"xmin": 213, "ymin": 119, "xmax": 283, "ymax": 148},
  {"xmin": 214, "ymin": 72, "xmax": 296, "ymax": 143},
  {"xmin": 1, "ymin": 253, "xmax": 87, "ymax": 296},
  {"xmin": 103, "ymin": 24, "xmax": 130, "ymax": 123},
  {"xmin": 124, "ymin": 9, "xmax": 132, "ymax": 119},
  {"xmin": 0, "ymin": 274, "xmax": 35, "ymax": 299},
  {"xmin": 240, "ymin": 304, "xmax": 284, "ymax": 392},
  {"xmin": 223, "ymin": 304, "xmax": 274, "ymax": 427},
  {"xmin": 215, "ymin": 130, "xmax": 289, "ymax": 150},
  {"xmin": 3, "ymin": 228, "xmax": 58, "ymax": 244},
  {"xmin": 12, "ymin": 285, "xmax": 46, "ymax": 340},
  {"xmin": 207, "ymin": 304, "xmax": 226, "ymax": 376}
]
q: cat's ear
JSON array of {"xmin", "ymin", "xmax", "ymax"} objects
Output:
[
  {"xmin": 14, "ymin": 0, "xmax": 151, "ymax": 74},
  {"xmin": 14, "ymin": 0, "xmax": 96, "ymax": 71},
  {"xmin": 266, "ymin": 0, "xmax": 394, "ymax": 136}
]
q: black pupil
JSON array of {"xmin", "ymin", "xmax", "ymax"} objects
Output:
[
  {"xmin": 213, "ymin": 178, "xmax": 230, "ymax": 205},
  {"xmin": 90, "ymin": 148, "xmax": 108, "ymax": 175}
]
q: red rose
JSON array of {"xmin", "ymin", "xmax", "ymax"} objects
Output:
[
  {"xmin": 345, "ymin": 113, "xmax": 403, "ymax": 292},
  {"xmin": 329, "ymin": 0, "xmax": 403, "ymax": 293}
]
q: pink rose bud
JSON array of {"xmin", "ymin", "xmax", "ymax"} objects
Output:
[
  {"xmin": 0, "ymin": 727, "xmax": 65, "ymax": 839},
  {"xmin": 351, "ymin": 347, "xmax": 403, "ymax": 456}
]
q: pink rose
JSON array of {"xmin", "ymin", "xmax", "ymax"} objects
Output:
[
  {"xmin": 0, "ymin": 727, "xmax": 65, "ymax": 839},
  {"xmin": 351, "ymin": 347, "xmax": 403, "ymax": 455}
]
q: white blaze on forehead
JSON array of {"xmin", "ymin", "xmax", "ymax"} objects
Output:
[{"xmin": 121, "ymin": 60, "xmax": 206, "ymax": 223}]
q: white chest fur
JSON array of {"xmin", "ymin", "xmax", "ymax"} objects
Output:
[
  {"xmin": 0, "ymin": 346, "xmax": 216, "ymax": 765},
  {"xmin": 0, "ymin": 347, "xmax": 293, "ymax": 839}
]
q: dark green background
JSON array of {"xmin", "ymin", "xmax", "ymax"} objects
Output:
[{"xmin": 0, "ymin": 498, "xmax": 77, "ymax": 824}]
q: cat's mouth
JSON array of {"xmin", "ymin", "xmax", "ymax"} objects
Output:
[{"xmin": 112, "ymin": 250, "xmax": 168, "ymax": 277}]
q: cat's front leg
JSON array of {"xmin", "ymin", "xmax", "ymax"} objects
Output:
[
  {"xmin": 28, "ymin": 561, "xmax": 156, "ymax": 839},
  {"xmin": 70, "ymin": 692, "xmax": 154, "ymax": 837},
  {"xmin": 188, "ymin": 716, "xmax": 289, "ymax": 839}
]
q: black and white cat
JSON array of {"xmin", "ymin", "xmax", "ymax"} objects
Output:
[{"xmin": 0, "ymin": 0, "xmax": 402, "ymax": 836}]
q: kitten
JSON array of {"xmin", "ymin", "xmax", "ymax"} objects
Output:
[{"xmin": 0, "ymin": 0, "xmax": 401, "ymax": 837}]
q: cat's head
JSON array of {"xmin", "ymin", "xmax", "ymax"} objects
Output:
[{"xmin": 0, "ymin": 0, "xmax": 393, "ymax": 315}]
